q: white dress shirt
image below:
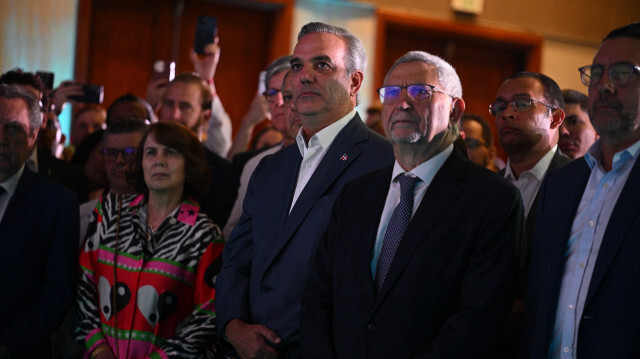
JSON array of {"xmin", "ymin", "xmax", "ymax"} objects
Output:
[
  {"xmin": 289, "ymin": 109, "xmax": 356, "ymax": 212},
  {"xmin": 205, "ymin": 95, "xmax": 233, "ymax": 158},
  {"xmin": 504, "ymin": 146, "xmax": 557, "ymax": 216}
]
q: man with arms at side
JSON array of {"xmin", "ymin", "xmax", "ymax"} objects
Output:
[
  {"xmin": 492, "ymin": 72, "xmax": 570, "ymax": 291},
  {"xmin": 491, "ymin": 72, "xmax": 570, "ymax": 358},
  {"xmin": 159, "ymin": 73, "xmax": 236, "ymax": 228},
  {"xmin": 217, "ymin": 22, "xmax": 393, "ymax": 359},
  {"xmin": 301, "ymin": 50, "xmax": 522, "ymax": 359},
  {"xmin": 522, "ymin": 22, "xmax": 640, "ymax": 359},
  {"xmin": 558, "ymin": 89, "xmax": 598, "ymax": 159},
  {"xmin": 0, "ymin": 84, "xmax": 79, "ymax": 357}
]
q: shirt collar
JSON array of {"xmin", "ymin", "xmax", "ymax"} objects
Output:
[
  {"xmin": 0, "ymin": 164, "xmax": 25, "ymax": 197},
  {"xmin": 296, "ymin": 108, "xmax": 356, "ymax": 156},
  {"xmin": 390, "ymin": 144, "xmax": 453, "ymax": 185},
  {"xmin": 505, "ymin": 145, "xmax": 557, "ymax": 181},
  {"xmin": 584, "ymin": 137, "xmax": 640, "ymax": 171}
]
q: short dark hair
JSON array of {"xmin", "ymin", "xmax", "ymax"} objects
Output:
[
  {"xmin": 603, "ymin": 22, "xmax": 640, "ymax": 42},
  {"xmin": 129, "ymin": 121, "xmax": 210, "ymax": 199},
  {"xmin": 170, "ymin": 73, "xmax": 213, "ymax": 110},
  {"xmin": 0, "ymin": 84, "xmax": 42, "ymax": 134},
  {"xmin": 562, "ymin": 89, "xmax": 588, "ymax": 112},
  {"xmin": 71, "ymin": 129, "xmax": 106, "ymax": 168},
  {"xmin": 104, "ymin": 117, "xmax": 148, "ymax": 140},
  {"xmin": 0, "ymin": 68, "xmax": 48, "ymax": 113},
  {"xmin": 0, "ymin": 68, "xmax": 45, "ymax": 95},
  {"xmin": 106, "ymin": 93, "xmax": 154, "ymax": 125},
  {"xmin": 461, "ymin": 114, "xmax": 493, "ymax": 147},
  {"xmin": 505, "ymin": 72, "xmax": 564, "ymax": 110}
]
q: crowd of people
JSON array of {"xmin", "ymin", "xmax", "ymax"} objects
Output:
[{"xmin": 0, "ymin": 18, "xmax": 638, "ymax": 359}]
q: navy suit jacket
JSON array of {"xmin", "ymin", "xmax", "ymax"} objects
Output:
[
  {"xmin": 522, "ymin": 155, "xmax": 640, "ymax": 358},
  {"xmin": 0, "ymin": 168, "xmax": 79, "ymax": 358},
  {"xmin": 217, "ymin": 114, "xmax": 393, "ymax": 350},
  {"xmin": 302, "ymin": 147, "xmax": 523, "ymax": 359}
]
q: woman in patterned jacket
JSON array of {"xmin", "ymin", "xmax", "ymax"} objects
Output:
[{"xmin": 77, "ymin": 121, "xmax": 224, "ymax": 359}]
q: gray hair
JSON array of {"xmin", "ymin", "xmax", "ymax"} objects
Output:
[
  {"xmin": 385, "ymin": 51, "xmax": 463, "ymax": 98},
  {"xmin": 265, "ymin": 55, "xmax": 293, "ymax": 90},
  {"xmin": 297, "ymin": 22, "xmax": 367, "ymax": 76},
  {"xmin": 0, "ymin": 84, "xmax": 42, "ymax": 134}
]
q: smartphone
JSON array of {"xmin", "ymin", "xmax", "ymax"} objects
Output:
[
  {"xmin": 37, "ymin": 71, "xmax": 55, "ymax": 90},
  {"xmin": 194, "ymin": 16, "xmax": 218, "ymax": 54},
  {"xmin": 68, "ymin": 83, "xmax": 104, "ymax": 104},
  {"xmin": 152, "ymin": 60, "xmax": 176, "ymax": 82}
]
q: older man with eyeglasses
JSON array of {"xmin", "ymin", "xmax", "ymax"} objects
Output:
[
  {"xmin": 301, "ymin": 50, "xmax": 523, "ymax": 359},
  {"xmin": 521, "ymin": 22, "xmax": 640, "ymax": 359}
]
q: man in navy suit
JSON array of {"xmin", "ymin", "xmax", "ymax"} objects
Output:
[
  {"xmin": 216, "ymin": 22, "xmax": 393, "ymax": 359},
  {"xmin": 0, "ymin": 84, "xmax": 78, "ymax": 357},
  {"xmin": 522, "ymin": 22, "xmax": 640, "ymax": 359},
  {"xmin": 301, "ymin": 51, "xmax": 523, "ymax": 359}
]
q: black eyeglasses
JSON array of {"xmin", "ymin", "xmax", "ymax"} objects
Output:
[
  {"xmin": 377, "ymin": 84, "xmax": 451, "ymax": 104},
  {"xmin": 263, "ymin": 88, "xmax": 282, "ymax": 103},
  {"xmin": 579, "ymin": 62, "xmax": 640, "ymax": 88},
  {"xmin": 489, "ymin": 97, "xmax": 556, "ymax": 116},
  {"xmin": 101, "ymin": 147, "xmax": 137, "ymax": 162}
]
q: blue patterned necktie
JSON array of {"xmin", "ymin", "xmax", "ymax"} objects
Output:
[{"xmin": 375, "ymin": 174, "xmax": 420, "ymax": 293}]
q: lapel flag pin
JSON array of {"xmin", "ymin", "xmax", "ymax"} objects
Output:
[{"xmin": 340, "ymin": 154, "xmax": 348, "ymax": 161}]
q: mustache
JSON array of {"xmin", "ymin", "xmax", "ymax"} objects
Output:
[{"xmin": 591, "ymin": 98, "xmax": 622, "ymax": 110}]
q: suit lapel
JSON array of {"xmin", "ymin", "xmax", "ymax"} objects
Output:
[
  {"xmin": 264, "ymin": 115, "xmax": 368, "ymax": 270},
  {"xmin": 374, "ymin": 149, "xmax": 466, "ymax": 305},
  {"xmin": 357, "ymin": 167, "xmax": 394, "ymax": 303},
  {"xmin": 0, "ymin": 169, "xmax": 40, "ymax": 238},
  {"xmin": 585, "ymin": 157, "xmax": 640, "ymax": 307}
]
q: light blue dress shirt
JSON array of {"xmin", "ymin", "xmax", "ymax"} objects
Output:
[{"xmin": 549, "ymin": 138, "xmax": 640, "ymax": 358}]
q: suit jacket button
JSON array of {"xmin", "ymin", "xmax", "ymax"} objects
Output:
[{"xmin": 367, "ymin": 324, "xmax": 376, "ymax": 332}]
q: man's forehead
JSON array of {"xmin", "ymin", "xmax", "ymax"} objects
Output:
[
  {"xmin": 385, "ymin": 62, "xmax": 439, "ymax": 86},
  {"xmin": 496, "ymin": 77, "xmax": 543, "ymax": 99},
  {"xmin": 594, "ymin": 37, "xmax": 640, "ymax": 65},
  {"xmin": 106, "ymin": 132, "xmax": 142, "ymax": 145},
  {"xmin": 292, "ymin": 32, "xmax": 346, "ymax": 60},
  {"xmin": 165, "ymin": 82, "xmax": 201, "ymax": 102}
]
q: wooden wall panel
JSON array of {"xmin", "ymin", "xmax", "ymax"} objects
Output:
[{"xmin": 75, "ymin": 0, "xmax": 293, "ymax": 136}]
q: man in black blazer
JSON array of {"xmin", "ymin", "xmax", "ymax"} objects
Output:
[
  {"xmin": 522, "ymin": 22, "xmax": 640, "ymax": 359},
  {"xmin": 217, "ymin": 22, "xmax": 393, "ymax": 359},
  {"xmin": 491, "ymin": 71, "xmax": 571, "ymax": 358},
  {"xmin": 0, "ymin": 84, "xmax": 79, "ymax": 357},
  {"xmin": 301, "ymin": 51, "xmax": 523, "ymax": 359}
]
